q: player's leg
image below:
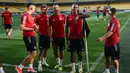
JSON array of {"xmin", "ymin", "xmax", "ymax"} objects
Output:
[
  {"xmin": 28, "ymin": 51, "xmax": 37, "ymax": 72},
  {"xmin": 70, "ymin": 51, "xmax": 76, "ymax": 73},
  {"xmin": 27, "ymin": 37, "xmax": 37, "ymax": 72},
  {"xmin": 104, "ymin": 56, "xmax": 111, "ymax": 73},
  {"xmin": 42, "ymin": 35, "xmax": 50, "ymax": 66},
  {"xmin": 58, "ymin": 38, "xmax": 65, "ymax": 71},
  {"xmin": 77, "ymin": 39, "xmax": 84, "ymax": 73},
  {"xmin": 38, "ymin": 50, "xmax": 43, "ymax": 71},
  {"xmin": 38, "ymin": 35, "xmax": 44, "ymax": 71},
  {"xmin": 4, "ymin": 24, "xmax": 9, "ymax": 39},
  {"xmin": 104, "ymin": 14, "xmax": 106, "ymax": 21},
  {"xmin": 53, "ymin": 38, "xmax": 60, "ymax": 68},
  {"xmin": 16, "ymin": 54, "xmax": 33, "ymax": 73},
  {"xmin": 7, "ymin": 24, "xmax": 12, "ymax": 39},
  {"xmin": 16, "ymin": 37, "xmax": 37, "ymax": 73},
  {"xmin": 103, "ymin": 46, "xmax": 111, "ymax": 73},
  {"xmin": 77, "ymin": 51, "xmax": 83, "ymax": 73},
  {"xmin": 97, "ymin": 14, "xmax": 99, "ymax": 21},
  {"xmin": 113, "ymin": 60, "xmax": 119, "ymax": 73},
  {"xmin": 112, "ymin": 43, "xmax": 120, "ymax": 73},
  {"xmin": 69, "ymin": 39, "xmax": 76, "ymax": 73},
  {"xmin": 0, "ymin": 57, "xmax": 5, "ymax": 73},
  {"xmin": 43, "ymin": 49, "xmax": 50, "ymax": 66}
]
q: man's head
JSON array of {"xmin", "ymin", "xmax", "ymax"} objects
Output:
[
  {"xmin": 5, "ymin": 6, "xmax": 9, "ymax": 10},
  {"xmin": 41, "ymin": 4, "xmax": 48, "ymax": 14},
  {"xmin": 71, "ymin": 3, "xmax": 79, "ymax": 13},
  {"xmin": 53, "ymin": 4, "xmax": 60, "ymax": 13},
  {"xmin": 104, "ymin": 6, "xmax": 106, "ymax": 9},
  {"xmin": 26, "ymin": 3, "xmax": 36, "ymax": 13},
  {"xmin": 108, "ymin": 8, "xmax": 116, "ymax": 17}
]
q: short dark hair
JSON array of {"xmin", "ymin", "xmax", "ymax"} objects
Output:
[
  {"xmin": 5, "ymin": 6, "xmax": 9, "ymax": 10},
  {"xmin": 26, "ymin": 2, "xmax": 35, "ymax": 8},
  {"xmin": 110, "ymin": 8, "xmax": 116, "ymax": 15},
  {"xmin": 41, "ymin": 4, "xmax": 48, "ymax": 8}
]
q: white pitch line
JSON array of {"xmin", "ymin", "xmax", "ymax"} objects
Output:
[
  {"xmin": 90, "ymin": 17, "xmax": 130, "ymax": 73},
  {"xmin": 63, "ymin": 62, "xmax": 94, "ymax": 67}
]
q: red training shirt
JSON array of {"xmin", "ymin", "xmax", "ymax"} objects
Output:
[
  {"xmin": 105, "ymin": 17, "xmax": 120, "ymax": 47},
  {"xmin": 35, "ymin": 14, "xmax": 49, "ymax": 37},
  {"xmin": 21, "ymin": 12, "xmax": 35, "ymax": 37},
  {"xmin": 2, "ymin": 10, "xmax": 12, "ymax": 24},
  {"xmin": 67, "ymin": 14, "xmax": 83, "ymax": 39},
  {"xmin": 49, "ymin": 14, "xmax": 65, "ymax": 38}
]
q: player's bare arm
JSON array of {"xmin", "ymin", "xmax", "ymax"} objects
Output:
[
  {"xmin": 79, "ymin": 13, "xmax": 90, "ymax": 18},
  {"xmin": 49, "ymin": 18, "xmax": 53, "ymax": 42},
  {"xmin": 98, "ymin": 31, "xmax": 113, "ymax": 42},
  {"xmin": 20, "ymin": 24, "xmax": 34, "ymax": 31}
]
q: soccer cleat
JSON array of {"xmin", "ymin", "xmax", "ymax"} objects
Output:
[
  {"xmin": 58, "ymin": 66, "xmax": 63, "ymax": 71},
  {"xmin": 115, "ymin": 70, "xmax": 119, "ymax": 73},
  {"xmin": 70, "ymin": 69, "xmax": 76, "ymax": 73},
  {"xmin": 15, "ymin": 66, "xmax": 22, "ymax": 73},
  {"xmin": 7, "ymin": 34, "xmax": 11, "ymax": 39},
  {"xmin": 38, "ymin": 64, "xmax": 43, "ymax": 72},
  {"xmin": 0, "ymin": 70, "xmax": 5, "ymax": 73},
  {"xmin": 54, "ymin": 64, "xmax": 59, "ymax": 69},
  {"xmin": 27, "ymin": 68, "xmax": 37, "ymax": 73},
  {"xmin": 103, "ymin": 70, "xmax": 110, "ymax": 73},
  {"xmin": 78, "ymin": 67, "xmax": 83, "ymax": 73},
  {"xmin": 42, "ymin": 62, "xmax": 50, "ymax": 67}
]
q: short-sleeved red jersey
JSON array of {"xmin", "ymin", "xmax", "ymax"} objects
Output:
[
  {"xmin": 96, "ymin": 10, "xmax": 99, "ymax": 14},
  {"xmin": 105, "ymin": 17, "xmax": 120, "ymax": 47},
  {"xmin": 35, "ymin": 14, "xmax": 49, "ymax": 37},
  {"xmin": 67, "ymin": 14, "xmax": 83, "ymax": 39},
  {"xmin": 2, "ymin": 10, "xmax": 12, "ymax": 24},
  {"xmin": 103, "ymin": 8, "xmax": 107, "ymax": 14},
  {"xmin": 49, "ymin": 14, "xmax": 65, "ymax": 38},
  {"xmin": 21, "ymin": 12, "xmax": 35, "ymax": 37}
]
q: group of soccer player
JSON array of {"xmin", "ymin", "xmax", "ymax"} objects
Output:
[
  {"xmin": 96, "ymin": 6, "xmax": 107, "ymax": 21},
  {"xmin": 13, "ymin": 3, "xmax": 90, "ymax": 73},
  {"xmin": 0, "ymin": 2, "xmax": 120, "ymax": 73}
]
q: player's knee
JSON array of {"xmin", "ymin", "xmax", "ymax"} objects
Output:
[{"xmin": 31, "ymin": 51, "xmax": 37, "ymax": 57}]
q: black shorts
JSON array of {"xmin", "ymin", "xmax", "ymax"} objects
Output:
[
  {"xmin": 104, "ymin": 43, "xmax": 120, "ymax": 60},
  {"xmin": 23, "ymin": 36, "xmax": 36, "ymax": 52},
  {"xmin": 103, "ymin": 13, "xmax": 106, "ymax": 17},
  {"xmin": 68, "ymin": 38, "xmax": 85, "ymax": 52},
  {"xmin": 53, "ymin": 38, "xmax": 65, "ymax": 50},
  {"xmin": 39, "ymin": 34, "xmax": 50, "ymax": 50},
  {"xmin": 97, "ymin": 14, "xmax": 99, "ymax": 17},
  {"xmin": 4, "ymin": 24, "xmax": 12, "ymax": 29}
]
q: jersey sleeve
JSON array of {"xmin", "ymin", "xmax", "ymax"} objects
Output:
[
  {"xmin": 21, "ymin": 14, "xmax": 27, "ymax": 25},
  {"xmin": 34, "ymin": 15, "xmax": 39, "ymax": 25},
  {"xmin": 66, "ymin": 15, "xmax": 70, "ymax": 26},
  {"xmin": 110, "ymin": 21, "xmax": 117, "ymax": 33},
  {"xmin": 2, "ymin": 13, "xmax": 4, "ymax": 17},
  {"xmin": 10, "ymin": 12, "xmax": 12, "ymax": 17},
  {"xmin": 63, "ymin": 15, "xmax": 66, "ymax": 24}
]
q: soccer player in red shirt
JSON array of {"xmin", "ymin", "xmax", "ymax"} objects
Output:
[
  {"xmin": 0, "ymin": 57, "xmax": 5, "ymax": 73},
  {"xmin": 96, "ymin": 7, "xmax": 100, "ymax": 21},
  {"xmin": 35, "ymin": 4, "xmax": 50, "ymax": 71},
  {"xmin": 103, "ymin": 6, "xmax": 107, "ymax": 21},
  {"xmin": 2, "ymin": 6, "xmax": 13, "ymax": 39},
  {"xmin": 66, "ymin": 4, "xmax": 90, "ymax": 73},
  {"xmin": 98, "ymin": 8, "xmax": 120, "ymax": 73},
  {"xmin": 15, "ymin": 3, "xmax": 37, "ymax": 73},
  {"xmin": 49, "ymin": 4, "xmax": 66, "ymax": 71}
]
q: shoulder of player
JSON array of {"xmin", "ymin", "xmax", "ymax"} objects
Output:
[{"xmin": 111, "ymin": 18, "xmax": 120, "ymax": 24}]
